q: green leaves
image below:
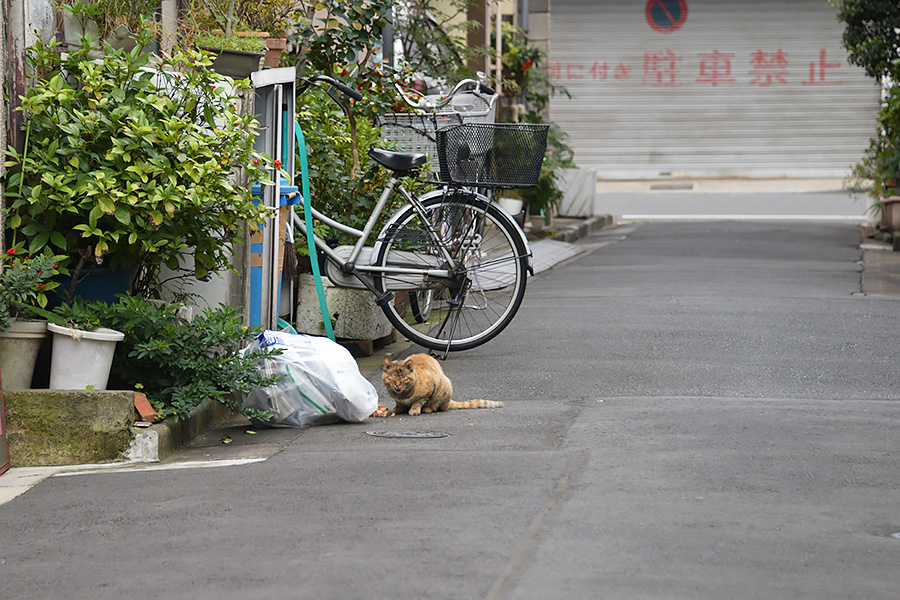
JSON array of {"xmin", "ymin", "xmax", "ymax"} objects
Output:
[
  {"xmin": 3, "ymin": 26, "xmax": 274, "ymax": 298},
  {"xmin": 93, "ymin": 296, "xmax": 278, "ymax": 421},
  {"xmin": 836, "ymin": 0, "xmax": 900, "ymax": 81},
  {"xmin": 0, "ymin": 251, "xmax": 68, "ymax": 325}
]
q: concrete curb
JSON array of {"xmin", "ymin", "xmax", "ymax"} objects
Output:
[
  {"xmin": 129, "ymin": 399, "xmax": 235, "ymax": 463},
  {"xmin": 550, "ymin": 215, "xmax": 616, "ymax": 243}
]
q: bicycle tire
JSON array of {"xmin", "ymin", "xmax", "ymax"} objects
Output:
[{"xmin": 373, "ymin": 192, "xmax": 528, "ymax": 352}]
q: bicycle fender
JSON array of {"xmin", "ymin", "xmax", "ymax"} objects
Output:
[{"xmin": 373, "ymin": 189, "xmax": 533, "ymax": 273}]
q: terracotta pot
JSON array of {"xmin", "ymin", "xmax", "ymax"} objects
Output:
[
  {"xmin": 264, "ymin": 37, "xmax": 287, "ymax": 68},
  {"xmin": 881, "ymin": 196, "xmax": 900, "ymax": 232}
]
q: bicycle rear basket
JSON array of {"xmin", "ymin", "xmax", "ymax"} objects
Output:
[
  {"xmin": 378, "ymin": 113, "xmax": 462, "ymax": 166},
  {"xmin": 435, "ymin": 123, "xmax": 550, "ymax": 189}
]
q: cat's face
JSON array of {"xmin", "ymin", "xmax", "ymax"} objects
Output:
[{"xmin": 382, "ymin": 358, "xmax": 416, "ymax": 395}]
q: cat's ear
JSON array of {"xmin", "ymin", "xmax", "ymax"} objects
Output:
[{"xmin": 383, "ymin": 356, "xmax": 392, "ymax": 368}]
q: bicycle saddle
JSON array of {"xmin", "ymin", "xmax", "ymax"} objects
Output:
[{"xmin": 368, "ymin": 148, "xmax": 428, "ymax": 173}]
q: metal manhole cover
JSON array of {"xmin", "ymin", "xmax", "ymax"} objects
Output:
[{"xmin": 366, "ymin": 430, "xmax": 449, "ymax": 439}]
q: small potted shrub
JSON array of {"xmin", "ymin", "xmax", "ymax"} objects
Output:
[
  {"xmin": 0, "ymin": 250, "xmax": 65, "ymax": 389},
  {"xmin": 183, "ymin": 0, "xmax": 296, "ymax": 76},
  {"xmin": 48, "ymin": 299, "xmax": 125, "ymax": 391},
  {"xmin": 97, "ymin": 295, "xmax": 277, "ymax": 422},
  {"xmin": 848, "ymin": 84, "xmax": 900, "ymax": 237}
]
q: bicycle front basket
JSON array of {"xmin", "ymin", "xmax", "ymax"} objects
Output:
[{"xmin": 435, "ymin": 123, "xmax": 550, "ymax": 189}]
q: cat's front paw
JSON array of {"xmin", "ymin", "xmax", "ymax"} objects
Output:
[{"xmin": 408, "ymin": 407, "xmax": 422, "ymax": 416}]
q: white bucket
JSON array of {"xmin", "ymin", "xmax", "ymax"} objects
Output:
[
  {"xmin": 498, "ymin": 198, "xmax": 525, "ymax": 227},
  {"xmin": 48, "ymin": 323, "xmax": 125, "ymax": 390}
]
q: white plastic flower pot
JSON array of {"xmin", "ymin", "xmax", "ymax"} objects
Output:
[{"xmin": 48, "ymin": 323, "xmax": 125, "ymax": 390}]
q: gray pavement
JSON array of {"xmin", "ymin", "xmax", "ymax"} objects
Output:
[{"xmin": 2, "ymin": 217, "xmax": 900, "ymax": 599}]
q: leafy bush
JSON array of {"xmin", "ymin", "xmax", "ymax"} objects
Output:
[
  {"xmin": 296, "ymin": 92, "xmax": 399, "ymax": 242},
  {"xmin": 835, "ymin": 0, "xmax": 900, "ymax": 81},
  {"xmin": 836, "ymin": 0, "xmax": 900, "ymax": 205},
  {"xmin": 0, "ymin": 250, "xmax": 65, "ymax": 331},
  {"xmin": 3, "ymin": 26, "xmax": 273, "ymax": 300},
  {"xmin": 57, "ymin": 0, "xmax": 159, "ymax": 39},
  {"xmin": 93, "ymin": 295, "xmax": 277, "ymax": 421},
  {"xmin": 53, "ymin": 297, "xmax": 102, "ymax": 331}
]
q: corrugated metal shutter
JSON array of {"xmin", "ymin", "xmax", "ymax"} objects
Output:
[{"xmin": 548, "ymin": 0, "xmax": 882, "ymax": 179}]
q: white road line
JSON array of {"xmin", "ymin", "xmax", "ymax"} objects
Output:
[
  {"xmin": 0, "ymin": 458, "xmax": 266, "ymax": 507},
  {"xmin": 53, "ymin": 458, "xmax": 267, "ymax": 477},
  {"xmin": 619, "ymin": 214, "xmax": 869, "ymax": 222}
]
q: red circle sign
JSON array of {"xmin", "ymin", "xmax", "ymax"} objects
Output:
[{"xmin": 646, "ymin": 0, "xmax": 688, "ymax": 34}]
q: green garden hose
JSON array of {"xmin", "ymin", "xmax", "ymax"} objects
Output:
[{"xmin": 294, "ymin": 121, "xmax": 335, "ymax": 341}]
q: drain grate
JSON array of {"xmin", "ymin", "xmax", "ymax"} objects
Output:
[{"xmin": 366, "ymin": 430, "xmax": 449, "ymax": 439}]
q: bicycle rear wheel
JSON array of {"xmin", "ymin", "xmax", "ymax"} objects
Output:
[{"xmin": 373, "ymin": 191, "xmax": 528, "ymax": 352}]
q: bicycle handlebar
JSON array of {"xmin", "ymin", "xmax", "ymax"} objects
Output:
[
  {"xmin": 298, "ymin": 75, "xmax": 363, "ymax": 101},
  {"xmin": 394, "ymin": 78, "xmax": 497, "ymax": 112},
  {"xmin": 475, "ymin": 81, "xmax": 496, "ymax": 96}
]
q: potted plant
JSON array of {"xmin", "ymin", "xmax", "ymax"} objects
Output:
[
  {"xmin": 47, "ymin": 299, "xmax": 125, "ymax": 391},
  {"xmin": 2, "ymin": 24, "xmax": 273, "ymax": 301},
  {"xmin": 836, "ymin": 2, "xmax": 900, "ymax": 241},
  {"xmin": 289, "ymin": 93, "xmax": 398, "ymax": 341},
  {"xmin": 195, "ymin": 31, "xmax": 267, "ymax": 79},
  {"xmin": 847, "ymin": 84, "xmax": 900, "ymax": 237},
  {"xmin": 184, "ymin": 0, "xmax": 296, "ymax": 76},
  {"xmin": 0, "ymin": 250, "xmax": 65, "ymax": 389}
]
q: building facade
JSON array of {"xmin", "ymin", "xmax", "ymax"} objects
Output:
[{"xmin": 548, "ymin": 0, "xmax": 881, "ymax": 180}]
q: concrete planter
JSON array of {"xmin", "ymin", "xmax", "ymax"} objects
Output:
[
  {"xmin": 0, "ymin": 320, "xmax": 48, "ymax": 389},
  {"xmin": 294, "ymin": 273, "xmax": 393, "ymax": 340},
  {"xmin": 3, "ymin": 389, "xmax": 136, "ymax": 466},
  {"xmin": 557, "ymin": 168, "xmax": 597, "ymax": 218}
]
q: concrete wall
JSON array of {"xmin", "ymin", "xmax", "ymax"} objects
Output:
[{"xmin": 5, "ymin": 390, "xmax": 136, "ymax": 466}]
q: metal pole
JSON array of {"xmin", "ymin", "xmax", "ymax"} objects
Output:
[
  {"xmin": 494, "ymin": 2, "xmax": 502, "ymax": 84},
  {"xmin": 6, "ymin": 0, "xmax": 25, "ymax": 155},
  {"xmin": 270, "ymin": 83, "xmax": 283, "ymax": 330}
]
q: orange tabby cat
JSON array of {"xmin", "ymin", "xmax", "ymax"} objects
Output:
[{"xmin": 382, "ymin": 353, "xmax": 503, "ymax": 416}]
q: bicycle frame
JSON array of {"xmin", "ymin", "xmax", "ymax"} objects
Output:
[
  {"xmin": 293, "ymin": 176, "xmax": 454, "ymax": 291},
  {"xmin": 292, "ymin": 178, "xmax": 531, "ymax": 292}
]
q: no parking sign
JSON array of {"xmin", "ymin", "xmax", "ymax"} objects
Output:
[{"xmin": 646, "ymin": 0, "xmax": 688, "ymax": 34}]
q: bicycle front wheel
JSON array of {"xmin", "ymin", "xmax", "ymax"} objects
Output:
[{"xmin": 373, "ymin": 191, "xmax": 528, "ymax": 352}]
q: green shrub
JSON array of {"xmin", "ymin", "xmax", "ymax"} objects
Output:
[
  {"xmin": 296, "ymin": 92, "xmax": 399, "ymax": 243},
  {"xmin": 3, "ymin": 26, "xmax": 272, "ymax": 300},
  {"xmin": 94, "ymin": 295, "xmax": 277, "ymax": 421}
]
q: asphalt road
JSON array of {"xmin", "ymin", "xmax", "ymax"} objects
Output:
[{"xmin": 2, "ymin": 220, "xmax": 899, "ymax": 599}]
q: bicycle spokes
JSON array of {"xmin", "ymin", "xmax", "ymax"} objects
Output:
[{"xmin": 373, "ymin": 194, "xmax": 527, "ymax": 352}]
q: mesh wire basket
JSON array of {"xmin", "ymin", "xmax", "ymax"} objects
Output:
[
  {"xmin": 435, "ymin": 123, "xmax": 550, "ymax": 189},
  {"xmin": 379, "ymin": 93, "xmax": 496, "ymax": 173}
]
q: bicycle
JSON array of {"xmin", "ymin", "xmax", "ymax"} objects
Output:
[{"xmin": 293, "ymin": 75, "xmax": 549, "ymax": 355}]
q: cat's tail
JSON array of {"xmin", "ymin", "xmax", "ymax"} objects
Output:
[{"xmin": 447, "ymin": 399, "xmax": 504, "ymax": 410}]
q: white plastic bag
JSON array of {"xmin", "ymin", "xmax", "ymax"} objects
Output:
[{"xmin": 242, "ymin": 331, "xmax": 378, "ymax": 428}]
